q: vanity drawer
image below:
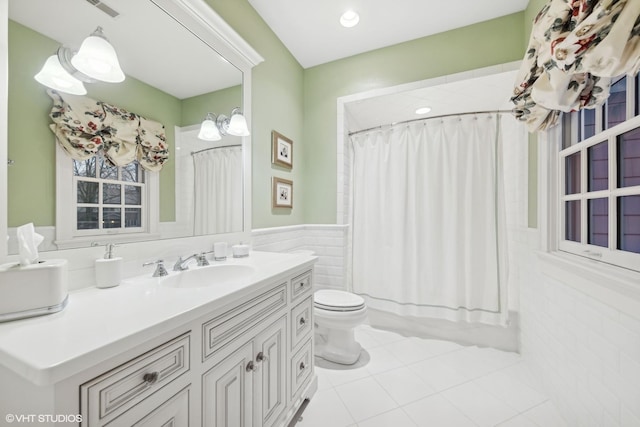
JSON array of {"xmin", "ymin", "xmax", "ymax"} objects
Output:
[
  {"xmin": 290, "ymin": 270, "xmax": 312, "ymax": 302},
  {"xmin": 290, "ymin": 338, "xmax": 313, "ymax": 400},
  {"xmin": 291, "ymin": 296, "xmax": 313, "ymax": 350},
  {"xmin": 106, "ymin": 386, "xmax": 190, "ymax": 427},
  {"xmin": 81, "ymin": 333, "xmax": 190, "ymax": 426},
  {"xmin": 203, "ymin": 283, "xmax": 287, "ymax": 361}
]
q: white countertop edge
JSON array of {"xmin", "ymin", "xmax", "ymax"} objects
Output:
[{"xmin": 0, "ymin": 251, "xmax": 317, "ymax": 386}]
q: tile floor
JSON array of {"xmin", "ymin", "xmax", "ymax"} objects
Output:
[{"xmin": 296, "ymin": 325, "xmax": 567, "ymax": 427}]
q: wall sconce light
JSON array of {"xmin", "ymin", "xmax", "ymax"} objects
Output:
[
  {"xmin": 34, "ymin": 26, "xmax": 125, "ymax": 95},
  {"xmin": 198, "ymin": 108, "xmax": 250, "ymax": 141}
]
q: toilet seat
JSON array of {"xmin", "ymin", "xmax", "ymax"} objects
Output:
[{"xmin": 314, "ymin": 289, "xmax": 365, "ymax": 312}]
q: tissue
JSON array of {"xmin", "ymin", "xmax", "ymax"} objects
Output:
[{"xmin": 16, "ymin": 223, "xmax": 44, "ymax": 266}]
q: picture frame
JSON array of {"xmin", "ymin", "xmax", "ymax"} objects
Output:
[
  {"xmin": 271, "ymin": 130, "xmax": 293, "ymax": 169},
  {"xmin": 272, "ymin": 177, "xmax": 293, "ymax": 208}
]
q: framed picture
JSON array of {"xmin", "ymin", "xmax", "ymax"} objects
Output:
[
  {"xmin": 272, "ymin": 177, "xmax": 293, "ymax": 208},
  {"xmin": 271, "ymin": 130, "xmax": 293, "ymax": 169}
]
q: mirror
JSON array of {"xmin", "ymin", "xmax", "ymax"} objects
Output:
[{"xmin": 6, "ymin": 0, "xmax": 247, "ymax": 253}]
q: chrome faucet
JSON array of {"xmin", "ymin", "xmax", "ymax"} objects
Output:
[
  {"xmin": 173, "ymin": 254, "xmax": 198, "ymax": 271},
  {"xmin": 173, "ymin": 251, "xmax": 211, "ymax": 271}
]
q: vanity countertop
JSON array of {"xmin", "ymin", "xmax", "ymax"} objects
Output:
[{"xmin": 0, "ymin": 251, "xmax": 316, "ymax": 386}]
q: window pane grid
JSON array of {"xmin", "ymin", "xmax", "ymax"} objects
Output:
[
  {"xmin": 560, "ymin": 85, "xmax": 640, "ymax": 270},
  {"xmin": 72, "ymin": 160, "xmax": 145, "ymax": 234}
]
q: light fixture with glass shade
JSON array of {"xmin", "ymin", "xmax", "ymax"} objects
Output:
[
  {"xmin": 33, "ymin": 26, "xmax": 125, "ymax": 95},
  {"xmin": 198, "ymin": 113, "xmax": 222, "ymax": 141},
  {"xmin": 198, "ymin": 108, "xmax": 250, "ymax": 141},
  {"xmin": 34, "ymin": 54, "xmax": 87, "ymax": 95},
  {"xmin": 70, "ymin": 27, "xmax": 125, "ymax": 83}
]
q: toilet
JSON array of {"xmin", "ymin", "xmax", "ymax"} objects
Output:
[{"xmin": 314, "ymin": 289, "xmax": 368, "ymax": 365}]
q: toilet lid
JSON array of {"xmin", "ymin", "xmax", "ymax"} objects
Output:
[{"xmin": 314, "ymin": 290, "xmax": 366, "ymax": 312}]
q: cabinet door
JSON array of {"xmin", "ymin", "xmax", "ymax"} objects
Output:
[
  {"xmin": 254, "ymin": 316, "xmax": 287, "ymax": 427},
  {"xmin": 202, "ymin": 341, "xmax": 254, "ymax": 427}
]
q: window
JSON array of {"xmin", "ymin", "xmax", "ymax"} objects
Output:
[
  {"xmin": 74, "ymin": 157, "xmax": 145, "ymax": 234},
  {"xmin": 55, "ymin": 146, "xmax": 159, "ymax": 249},
  {"xmin": 560, "ymin": 76, "xmax": 640, "ymax": 272}
]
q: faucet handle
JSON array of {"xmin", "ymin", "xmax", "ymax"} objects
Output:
[
  {"xmin": 197, "ymin": 252, "xmax": 210, "ymax": 267},
  {"xmin": 143, "ymin": 259, "xmax": 168, "ymax": 277}
]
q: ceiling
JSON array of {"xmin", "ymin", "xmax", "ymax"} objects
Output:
[
  {"xmin": 248, "ymin": 0, "xmax": 529, "ymax": 68},
  {"xmin": 9, "ymin": 0, "xmax": 242, "ymax": 99}
]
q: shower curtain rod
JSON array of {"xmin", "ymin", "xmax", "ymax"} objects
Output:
[
  {"xmin": 348, "ymin": 109, "xmax": 513, "ymax": 136},
  {"xmin": 190, "ymin": 143, "xmax": 241, "ymax": 156}
]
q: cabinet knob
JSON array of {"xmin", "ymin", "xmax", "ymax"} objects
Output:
[
  {"xmin": 246, "ymin": 361, "xmax": 256, "ymax": 372},
  {"xmin": 299, "ymin": 317, "xmax": 306, "ymax": 326},
  {"xmin": 299, "ymin": 362, "xmax": 306, "ymax": 371},
  {"xmin": 143, "ymin": 372, "xmax": 159, "ymax": 385},
  {"xmin": 256, "ymin": 352, "xmax": 268, "ymax": 363}
]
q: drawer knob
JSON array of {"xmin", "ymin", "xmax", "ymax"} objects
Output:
[
  {"xmin": 143, "ymin": 372, "xmax": 159, "ymax": 385},
  {"xmin": 256, "ymin": 352, "xmax": 268, "ymax": 363},
  {"xmin": 299, "ymin": 317, "xmax": 306, "ymax": 326},
  {"xmin": 299, "ymin": 361, "xmax": 306, "ymax": 370},
  {"xmin": 299, "ymin": 282, "xmax": 305, "ymax": 287},
  {"xmin": 246, "ymin": 361, "xmax": 257, "ymax": 372}
]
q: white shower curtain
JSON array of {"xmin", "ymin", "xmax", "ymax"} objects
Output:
[
  {"xmin": 193, "ymin": 146, "xmax": 243, "ymax": 235},
  {"xmin": 349, "ymin": 114, "xmax": 509, "ymax": 326}
]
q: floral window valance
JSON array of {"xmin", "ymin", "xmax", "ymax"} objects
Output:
[
  {"xmin": 47, "ymin": 90, "xmax": 169, "ymax": 171},
  {"xmin": 512, "ymin": 0, "xmax": 640, "ymax": 132}
]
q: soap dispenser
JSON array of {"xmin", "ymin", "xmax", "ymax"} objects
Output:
[{"xmin": 95, "ymin": 243, "xmax": 123, "ymax": 289}]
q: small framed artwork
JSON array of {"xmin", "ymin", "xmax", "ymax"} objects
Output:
[
  {"xmin": 271, "ymin": 130, "xmax": 293, "ymax": 169},
  {"xmin": 272, "ymin": 177, "xmax": 293, "ymax": 208}
]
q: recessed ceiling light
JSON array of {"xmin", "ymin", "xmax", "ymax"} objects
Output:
[
  {"xmin": 415, "ymin": 107, "xmax": 432, "ymax": 115},
  {"xmin": 340, "ymin": 10, "xmax": 360, "ymax": 28}
]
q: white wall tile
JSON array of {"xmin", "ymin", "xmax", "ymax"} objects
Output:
[
  {"xmin": 251, "ymin": 224, "xmax": 348, "ymax": 290},
  {"xmin": 517, "ymin": 227, "xmax": 640, "ymax": 427}
]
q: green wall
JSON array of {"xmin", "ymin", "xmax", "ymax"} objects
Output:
[
  {"xmin": 181, "ymin": 85, "xmax": 242, "ymax": 127},
  {"xmin": 7, "ymin": 20, "xmax": 57, "ymax": 227},
  {"xmin": 203, "ymin": 0, "xmax": 305, "ymax": 229}
]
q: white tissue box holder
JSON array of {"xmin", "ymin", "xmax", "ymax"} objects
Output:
[{"xmin": 0, "ymin": 259, "xmax": 69, "ymax": 322}]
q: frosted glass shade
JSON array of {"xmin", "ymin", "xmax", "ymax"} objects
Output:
[
  {"xmin": 34, "ymin": 55, "xmax": 87, "ymax": 95},
  {"xmin": 71, "ymin": 31, "xmax": 125, "ymax": 83},
  {"xmin": 227, "ymin": 112, "xmax": 250, "ymax": 136},
  {"xmin": 198, "ymin": 116, "xmax": 221, "ymax": 141}
]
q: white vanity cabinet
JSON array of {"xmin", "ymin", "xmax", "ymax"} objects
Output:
[
  {"xmin": 202, "ymin": 315, "xmax": 287, "ymax": 427},
  {"xmin": 0, "ymin": 254, "xmax": 317, "ymax": 427},
  {"xmin": 201, "ymin": 269, "xmax": 314, "ymax": 427}
]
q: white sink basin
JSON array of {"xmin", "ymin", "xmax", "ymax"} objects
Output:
[{"xmin": 164, "ymin": 264, "xmax": 255, "ymax": 288}]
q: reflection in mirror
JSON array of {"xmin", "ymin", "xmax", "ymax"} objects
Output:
[{"xmin": 6, "ymin": 0, "xmax": 245, "ymax": 254}]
